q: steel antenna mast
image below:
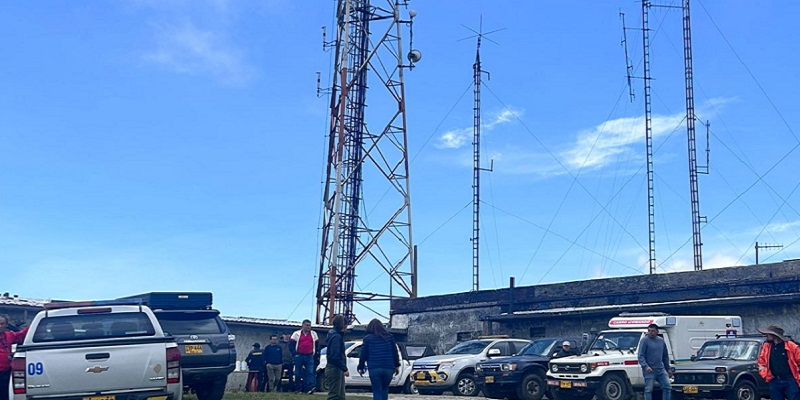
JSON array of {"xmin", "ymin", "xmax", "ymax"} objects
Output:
[
  {"xmin": 464, "ymin": 19, "xmax": 496, "ymax": 292},
  {"xmin": 316, "ymin": 0, "xmax": 421, "ymax": 324},
  {"xmin": 681, "ymin": 0, "xmax": 704, "ymax": 271},
  {"xmin": 641, "ymin": 1, "xmax": 657, "ymax": 274}
]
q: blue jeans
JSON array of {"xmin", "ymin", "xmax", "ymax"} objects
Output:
[
  {"xmin": 368, "ymin": 368, "xmax": 394, "ymax": 400},
  {"xmin": 294, "ymin": 354, "xmax": 316, "ymax": 391},
  {"xmin": 644, "ymin": 369, "xmax": 671, "ymax": 400},
  {"xmin": 769, "ymin": 377, "xmax": 800, "ymax": 400}
]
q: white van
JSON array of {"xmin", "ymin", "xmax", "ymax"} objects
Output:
[{"xmin": 546, "ymin": 313, "xmax": 742, "ymax": 400}]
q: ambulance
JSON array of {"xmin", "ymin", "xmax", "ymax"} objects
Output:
[{"xmin": 546, "ymin": 313, "xmax": 742, "ymax": 400}]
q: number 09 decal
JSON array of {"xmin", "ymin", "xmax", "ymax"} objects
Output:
[{"xmin": 27, "ymin": 362, "xmax": 44, "ymax": 375}]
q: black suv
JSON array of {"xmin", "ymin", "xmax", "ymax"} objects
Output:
[
  {"xmin": 476, "ymin": 337, "xmax": 581, "ymax": 400},
  {"xmin": 671, "ymin": 335, "xmax": 767, "ymax": 400},
  {"xmin": 120, "ymin": 292, "xmax": 236, "ymax": 400}
]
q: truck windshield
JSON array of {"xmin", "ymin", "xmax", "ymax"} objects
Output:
[
  {"xmin": 32, "ymin": 312, "xmax": 156, "ymax": 342},
  {"xmin": 446, "ymin": 340, "xmax": 492, "ymax": 355},
  {"xmin": 519, "ymin": 339, "xmax": 557, "ymax": 356},
  {"xmin": 589, "ymin": 332, "xmax": 642, "ymax": 352},
  {"xmin": 696, "ymin": 340, "xmax": 761, "ymax": 361}
]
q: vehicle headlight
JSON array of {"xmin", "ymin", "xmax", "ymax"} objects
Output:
[
  {"xmin": 580, "ymin": 364, "xmax": 589, "ymax": 373},
  {"xmin": 550, "ymin": 364, "xmax": 558, "ymax": 373},
  {"xmin": 475, "ymin": 365, "xmax": 483, "ymax": 372},
  {"xmin": 439, "ymin": 362, "xmax": 456, "ymax": 370},
  {"xmin": 716, "ymin": 374, "xmax": 726, "ymax": 384},
  {"xmin": 501, "ymin": 363, "xmax": 517, "ymax": 371}
]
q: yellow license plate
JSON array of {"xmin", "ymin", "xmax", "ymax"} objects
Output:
[
  {"xmin": 485, "ymin": 376, "xmax": 494, "ymax": 384},
  {"xmin": 560, "ymin": 381, "xmax": 572, "ymax": 389},
  {"xmin": 416, "ymin": 372, "xmax": 426, "ymax": 380},
  {"xmin": 84, "ymin": 396, "xmax": 115, "ymax": 400},
  {"xmin": 185, "ymin": 344, "xmax": 203, "ymax": 354},
  {"xmin": 683, "ymin": 386, "xmax": 698, "ymax": 394}
]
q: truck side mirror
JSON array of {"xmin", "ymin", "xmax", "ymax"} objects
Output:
[{"xmin": 487, "ymin": 349, "xmax": 501, "ymax": 357}]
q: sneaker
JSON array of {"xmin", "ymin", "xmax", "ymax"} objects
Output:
[{"xmin": 307, "ymin": 389, "xmax": 316, "ymax": 395}]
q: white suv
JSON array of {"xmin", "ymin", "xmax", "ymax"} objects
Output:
[{"xmin": 412, "ymin": 338, "xmax": 530, "ymax": 396}]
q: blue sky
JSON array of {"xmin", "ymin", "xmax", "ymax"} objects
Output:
[{"xmin": 1, "ymin": 1, "xmax": 798, "ymax": 322}]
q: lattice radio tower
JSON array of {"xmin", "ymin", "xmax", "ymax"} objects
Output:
[{"xmin": 316, "ymin": 0, "xmax": 421, "ymax": 325}]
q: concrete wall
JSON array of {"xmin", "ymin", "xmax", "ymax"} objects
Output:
[{"xmin": 390, "ymin": 261, "xmax": 800, "ymax": 351}]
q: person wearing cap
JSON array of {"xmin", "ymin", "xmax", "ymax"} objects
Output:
[
  {"xmin": 553, "ymin": 340, "xmax": 579, "ymax": 358},
  {"xmin": 757, "ymin": 325, "xmax": 800, "ymax": 400},
  {"xmin": 637, "ymin": 323, "xmax": 672, "ymax": 400},
  {"xmin": 245, "ymin": 342, "xmax": 266, "ymax": 392}
]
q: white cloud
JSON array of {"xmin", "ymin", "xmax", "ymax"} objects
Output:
[
  {"xmin": 761, "ymin": 220, "xmax": 800, "ymax": 234},
  {"xmin": 436, "ymin": 108, "xmax": 522, "ymax": 149},
  {"xmin": 143, "ymin": 22, "xmax": 257, "ymax": 85}
]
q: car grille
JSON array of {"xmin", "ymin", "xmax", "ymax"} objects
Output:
[
  {"xmin": 673, "ymin": 373, "xmax": 717, "ymax": 384},
  {"xmin": 550, "ymin": 364, "xmax": 590, "ymax": 374},
  {"xmin": 479, "ymin": 364, "xmax": 502, "ymax": 372}
]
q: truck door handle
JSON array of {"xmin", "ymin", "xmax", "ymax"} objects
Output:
[{"xmin": 86, "ymin": 353, "xmax": 111, "ymax": 360}]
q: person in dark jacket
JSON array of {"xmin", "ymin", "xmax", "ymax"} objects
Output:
[
  {"xmin": 279, "ymin": 332, "xmax": 296, "ymax": 391},
  {"xmin": 637, "ymin": 324, "xmax": 672, "ymax": 400},
  {"xmin": 325, "ymin": 315, "xmax": 349, "ymax": 400},
  {"xmin": 245, "ymin": 343, "xmax": 266, "ymax": 392},
  {"xmin": 263, "ymin": 335, "xmax": 284, "ymax": 392},
  {"xmin": 553, "ymin": 341, "xmax": 579, "ymax": 358},
  {"xmin": 358, "ymin": 319, "xmax": 400, "ymax": 400}
]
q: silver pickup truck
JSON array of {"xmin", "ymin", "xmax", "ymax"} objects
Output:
[{"xmin": 10, "ymin": 300, "xmax": 182, "ymax": 400}]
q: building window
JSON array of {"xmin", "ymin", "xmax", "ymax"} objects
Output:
[
  {"xmin": 529, "ymin": 326, "xmax": 546, "ymax": 338},
  {"xmin": 457, "ymin": 331, "xmax": 474, "ymax": 341}
]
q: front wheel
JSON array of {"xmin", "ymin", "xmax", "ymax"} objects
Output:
[
  {"xmin": 453, "ymin": 373, "xmax": 480, "ymax": 396},
  {"xmin": 598, "ymin": 374, "xmax": 629, "ymax": 400},
  {"xmin": 728, "ymin": 380, "xmax": 757, "ymax": 400},
  {"xmin": 402, "ymin": 377, "xmax": 419, "ymax": 394},
  {"xmin": 517, "ymin": 373, "xmax": 546, "ymax": 400}
]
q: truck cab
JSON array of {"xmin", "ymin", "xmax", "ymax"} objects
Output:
[{"xmin": 546, "ymin": 313, "xmax": 742, "ymax": 400}]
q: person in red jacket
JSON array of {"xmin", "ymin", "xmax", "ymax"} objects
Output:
[
  {"xmin": 1, "ymin": 314, "xmax": 30, "ymax": 400},
  {"xmin": 757, "ymin": 325, "xmax": 800, "ymax": 400}
]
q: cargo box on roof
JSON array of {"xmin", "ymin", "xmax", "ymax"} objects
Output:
[{"xmin": 119, "ymin": 292, "xmax": 213, "ymax": 310}]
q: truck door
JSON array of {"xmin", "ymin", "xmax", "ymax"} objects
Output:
[{"xmin": 660, "ymin": 332, "xmax": 674, "ymax": 367}]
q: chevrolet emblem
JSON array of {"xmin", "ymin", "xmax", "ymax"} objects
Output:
[{"xmin": 86, "ymin": 365, "xmax": 109, "ymax": 373}]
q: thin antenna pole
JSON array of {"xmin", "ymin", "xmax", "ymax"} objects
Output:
[
  {"xmin": 470, "ymin": 20, "xmax": 494, "ymax": 292},
  {"xmin": 682, "ymin": 0, "xmax": 704, "ymax": 271},
  {"xmin": 642, "ymin": 0, "xmax": 657, "ymax": 274}
]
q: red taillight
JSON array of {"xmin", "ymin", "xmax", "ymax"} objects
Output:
[
  {"xmin": 166, "ymin": 347, "xmax": 181, "ymax": 384},
  {"xmin": 11, "ymin": 357, "xmax": 26, "ymax": 394},
  {"xmin": 623, "ymin": 360, "xmax": 639, "ymax": 365}
]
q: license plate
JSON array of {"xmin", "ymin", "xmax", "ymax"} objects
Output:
[
  {"xmin": 560, "ymin": 381, "xmax": 572, "ymax": 389},
  {"xmin": 185, "ymin": 344, "xmax": 203, "ymax": 354},
  {"xmin": 84, "ymin": 396, "xmax": 115, "ymax": 400},
  {"xmin": 485, "ymin": 376, "xmax": 494, "ymax": 384},
  {"xmin": 416, "ymin": 372, "xmax": 426, "ymax": 380},
  {"xmin": 683, "ymin": 386, "xmax": 698, "ymax": 394}
]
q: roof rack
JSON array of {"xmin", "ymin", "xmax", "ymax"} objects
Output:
[
  {"xmin": 44, "ymin": 299, "xmax": 142, "ymax": 310},
  {"xmin": 118, "ymin": 292, "xmax": 213, "ymax": 310}
]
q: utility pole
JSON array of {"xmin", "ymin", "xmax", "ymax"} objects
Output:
[
  {"xmin": 641, "ymin": 1, "xmax": 657, "ymax": 274},
  {"xmin": 316, "ymin": 0, "xmax": 421, "ymax": 324},
  {"xmin": 755, "ymin": 242, "xmax": 784, "ymax": 265}
]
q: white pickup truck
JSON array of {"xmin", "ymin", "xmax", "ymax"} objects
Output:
[{"xmin": 10, "ymin": 300, "xmax": 183, "ymax": 400}]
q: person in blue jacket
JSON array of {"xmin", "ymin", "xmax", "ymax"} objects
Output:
[
  {"xmin": 325, "ymin": 315, "xmax": 349, "ymax": 400},
  {"xmin": 358, "ymin": 319, "xmax": 400, "ymax": 400}
]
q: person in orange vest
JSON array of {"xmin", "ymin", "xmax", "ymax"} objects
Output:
[{"xmin": 757, "ymin": 325, "xmax": 800, "ymax": 400}]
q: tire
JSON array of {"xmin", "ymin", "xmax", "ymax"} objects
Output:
[
  {"xmin": 403, "ymin": 377, "xmax": 419, "ymax": 395},
  {"xmin": 195, "ymin": 376, "xmax": 227, "ymax": 400},
  {"xmin": 598, "ymin": 374, "xmax": 629, "ymax": 400},
  {"xmin": 517, "ymin": 373, "xmax": 546, "ymax": 400},
  {"xmin": 316, "ymin": 371, "xmax": 329, "ymax": 392},
  {"xmin": 453, "ymin": 373, "xmax": 480, "ymax": 396},
  {"xmin": 728, "ymin": 380, "xmax": 757, "ymax": 400}
]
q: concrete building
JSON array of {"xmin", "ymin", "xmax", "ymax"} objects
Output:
[{"xmin": 390, "ymin": 260, "xmax": 800, "ymax": 354}]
